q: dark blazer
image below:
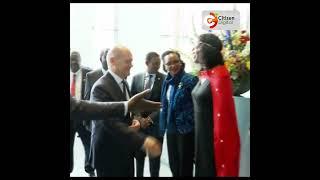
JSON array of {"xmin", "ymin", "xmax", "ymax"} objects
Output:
[
  {"xmin": 70, "ymin": 67, "xmax": 91, "ymax": 128},
  {"xmin": 159, "ymin": 70, "xmax": 198, "ymax": 137},
  {"xmin": 84, "ymin": 68, "xmax": 104, "ymax": 100},
  {"xmin": 130, "ymin": 72, "xmax": 165, "ymax": 138},
  {"xmin": 83, "ymin": 68, "xmax": 104, "ymax": 130},
  {"xmin": 80, "ymin": 67, "xmax": 92, "ymax": 99},
  {"xmin": 70, "ymin": 95, "xmax": 146, "ymax": 153},
  {"xmin": 90, "ymin": 71, "xmax": 134, "ymax": 176}
]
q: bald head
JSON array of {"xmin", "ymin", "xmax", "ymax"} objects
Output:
[
  {"xmin": 107, "ymin": 46, "xmax": 130, "ymax": 62},
  {"xmin": 107, "ymin": 45, "xmax": 133, "ymax": 79}
]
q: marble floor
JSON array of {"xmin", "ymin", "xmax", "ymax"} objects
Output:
[
  {"xmin": 70, "ymin": 133, "xmax": 174, "ymax": 177},
  {"xmin": 70, "ymin": 130, "xmax": 249, "ymax": 177}
]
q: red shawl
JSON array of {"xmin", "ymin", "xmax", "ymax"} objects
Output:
[{"xmin": 199, "ymin": 65, "xmax": 240, "ymax": 177}]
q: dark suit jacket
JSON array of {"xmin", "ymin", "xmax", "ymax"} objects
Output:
[
  {"xmin": 84, "ymin": 68, "xmax": 104, "ymax": 101},
  {"xmin": 83, "ymin": 69, "xmax": 104, "ymax": 130},
  {"xmin": 80, "ymin": 67, "xmax": 92, "ymax": 99},
  {"xmin": 70, "ymin": 95, "xmax": 146, "ymax": 154},
  {"xmin": 71, "ymin": 67, "xmax": 92, "ymax": 128},
  {"xmin": 90, "ymin": 71, "xmax": 134, "ymax": 176},
  {"xmin": 130, "ymin": 72, "xmax": 165, "ymax": 138}
]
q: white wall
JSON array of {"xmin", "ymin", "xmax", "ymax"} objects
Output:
[
  {"xmin": 70, "ymin": 4, "xmax": 116, "ymax": 69},
  {"xmin": 70, "ymin": 3, "xmax": 250, "ymax": 84}
]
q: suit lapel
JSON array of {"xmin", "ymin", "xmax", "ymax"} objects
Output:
[
  {"xmin": 151, "ymin": 73, "xmax": 163, "ymax": 96},
  {"xmin": 105, "ymin": 72, "xmax": 124, "ymax": 101}
]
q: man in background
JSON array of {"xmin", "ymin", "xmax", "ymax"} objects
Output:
[
  {"xmin": 69, "ymin": 51, "xmax": 94, "ymax": 177},
  {"xmin": 84, "ymin": 48, "xmax": 109, "ymax": 101},
  {"xmin": 131, "ymin": 52, "xmax": 166, "ymax": 177},
  {"xmin": 83, "ymin": 48, "xmax": 109, "ymax": 176}
]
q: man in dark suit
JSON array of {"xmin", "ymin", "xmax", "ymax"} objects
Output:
[
  {"xmin": 90, "ymin": 45, "xmax": 142, "ymax": 177},
  {"xmin": 83, "ymin": 48, "xmax": 109, "ymax": 176},
  {"xmin": 131, "ymin": 52, "xmax": 166, "ymax": 177},
  {"xmin": 69, "ymin": 51, "xmax": 94, "ymax": 176},
  {"xmin": 84, "ymin": 48, "xmax": 109, "ymax": 101},
  {"xmin": 70, "ymin": 89, "xmax": 162, "ymax": 160}
]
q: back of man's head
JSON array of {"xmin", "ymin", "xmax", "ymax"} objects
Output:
[{"xmin": 100, "ymin": 48, "xmax": 110, "ymax": 70}]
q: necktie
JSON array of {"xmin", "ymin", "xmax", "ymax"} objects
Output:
[
  {"xmin": 122, "ymin": 80, "xmax": 129, "ymax": 100},
  {"xmin": 71, "ymin": 74, "xmax": 76, "ymax": 97},
  {"xmin": 144, "ymin": 74, "xmax": 153, "ymax": 90}
]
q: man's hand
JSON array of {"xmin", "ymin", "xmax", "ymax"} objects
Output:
[
  {"xmin": 128, "ymin": 119, "xmax": 140, "ymax": 132},
  {"xmin": 128, "ymin": 89, "xmax": 161, "ymax": 112},
  {"xmin": 140, "ymin": 116, "xmax": 153, "ymax": 129},
  {"xmin": 142, "ymin": 136, "xmax": 161, "ymax": 158}
]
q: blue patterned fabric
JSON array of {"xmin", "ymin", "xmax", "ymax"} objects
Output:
[{"xmin": 159, "ymin": 70, "xmax": 199, "ymax": 136}]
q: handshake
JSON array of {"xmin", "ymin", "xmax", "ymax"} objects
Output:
[
  {"xmin": 127, "ymin": 89, "xmax": 162, "ymax": 158},
  {"xmin": 129, "ymin": 120, "xmax": 161, "ymax": 158},
  {"xmin": 129, "ymin": 116, "xmax": 154, "ymax": 131},
  {"xmin": 127, "ymin": 89, "xmax": 161, "ymax": 112}
]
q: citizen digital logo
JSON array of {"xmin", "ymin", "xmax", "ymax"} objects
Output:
[{"xmin": 202, "ymin": 10, "xmax": 240, "ymax": 31}]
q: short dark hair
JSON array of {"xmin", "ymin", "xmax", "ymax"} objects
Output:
[
  {"xmin": 161, "ymin": 50, "xmax": 184, "ymax": 72},
  {"xmin": 70, "ymin": 51, "xmax": 81, "ymax": 62},
  {"xmin": 198, "ymin": 33, "xmax": 224, "ymax": 69},
  {"xmin": 145, "ymin": 52, "xmax": 159, "ymax": 64},
  {"xmin": 100, "ymin": 48, "xmax": 110, "ymax": 62},
  {"xmin": 71, "ymin": 51, "xmax": 80, "ymax": 57},
  {"xmin": 161, "ymin": 50, "xmax": 181, "ymax": 61}
]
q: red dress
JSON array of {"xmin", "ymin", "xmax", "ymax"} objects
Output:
[{"xmin": 199, "ymin": 65, "xmax": 240, "ymax": 177}]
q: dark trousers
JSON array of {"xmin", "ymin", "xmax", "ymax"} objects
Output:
[
  {"xmin": 166, "ymin": 131, "xmax": 194, "ymax": 177},
  {"xmin": 70, "ymin": 120, "xmax": 93, "ymax": 174},
  {"xmin": 135, "ymin": 137, "xmax": 163, "ymax": 177},
  {"xmin": 95, "ymin": 157, "xmax": 134, "ymax": 177},
  {"xmin": 96, "ymin": 169, "xmax": 107, "ymax": 177}
]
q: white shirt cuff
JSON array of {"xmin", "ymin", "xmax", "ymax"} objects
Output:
[{"xmin": 124, "ymin": 101, "xmax": 128, "ymax": 116}]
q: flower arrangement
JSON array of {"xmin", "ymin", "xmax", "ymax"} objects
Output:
[
  {"xmin": 167, "ymin": 24, "xmax": 250, "ymax": 96},
  {"xmin": 219, "ymin": 30, "xmax": 250, "ymax": 95}
]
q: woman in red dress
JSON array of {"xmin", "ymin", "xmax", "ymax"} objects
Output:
[{"xmin": 191, "ymin": 33, "xmax": 241, "ymax": 177}]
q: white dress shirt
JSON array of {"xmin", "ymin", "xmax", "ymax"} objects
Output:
[
  {"xmin": 108, "ymin": 70, "xmax": 129, "ymax": 115},
  {"xmin": 144, "ymin": 73, "xmax": 156, "ymax": 90},
  {"xmin": 70, "ymin": 69, "xmax": 82, "ymax": 100}
]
